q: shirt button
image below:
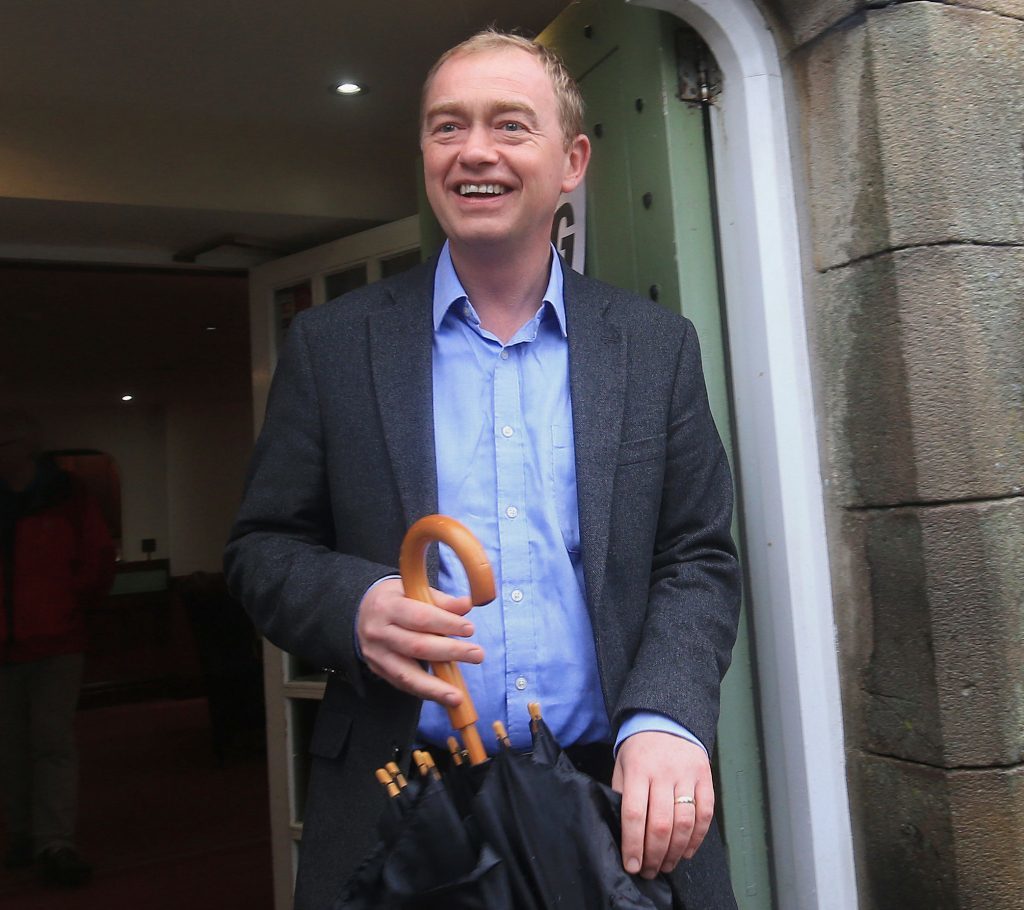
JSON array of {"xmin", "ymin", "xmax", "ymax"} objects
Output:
[
  {"xmin": 515, "ymin": 676, "xmax": 528, "ymax": 690},
  {"xmin": 510, "ymin": 589, "xmax": 524, "ymax": 603},
  {"xmin": 500, "ymin": 350, "xmax": 510, "ymax": 360},
  {"xmin": 501, "ymin": 425, "xmax": 514, "ymax": 438},
  {"xmin": 505, "ymin": 505, "xmax": 519, "ymax": 519}
]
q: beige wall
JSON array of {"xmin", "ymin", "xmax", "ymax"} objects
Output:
[
  {"xmin": 166, "ymin": 398, "xmax": 253, "ymax": 576},
  {"xmin": 28, "ymin": 397, "xmax": 252, "ymax": 571},
  {"xmin": 38, "ymin": 404, "xmax": 170, "ymax": 563},
  {"xmin": 1, "ymin": 263, "xmax": 253, "ymax": 575}
]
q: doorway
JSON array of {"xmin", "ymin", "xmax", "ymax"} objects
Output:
[{"xmin": 540, "ymin": 1, "xmax": 773, "ymax": 905}]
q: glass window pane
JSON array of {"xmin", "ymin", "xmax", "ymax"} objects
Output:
[
  {"xmin": 324, "ymin": 264, "xmax": 368, "ymax": 302},
  {"xmin": 274, "ymin": 281, "xmax": 312, "ymax": 352},
  {"xmin": 380, "ymin": 249, "xmax": 421, "ymax": 278}
]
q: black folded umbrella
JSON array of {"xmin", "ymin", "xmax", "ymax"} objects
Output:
[
  {"xmin": 336, "ymin": 767, "xmax": 510, "ymax": 910},
  {"xmin": 334, "ymin": 516, "xmax": 673, "ymax": 910}
]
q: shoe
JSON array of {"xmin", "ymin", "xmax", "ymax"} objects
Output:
[
  {"xmin": 38, "ymin": 846, "xmax": 93, "ymax": 887},
  {"xmin": 3, "ymin": 836, "xmax": 34, "ymax": 869}
]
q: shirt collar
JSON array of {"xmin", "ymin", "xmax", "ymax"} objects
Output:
[{"xmin": 432, "ymin": 240, "xmax": 567, "ymax": 338}]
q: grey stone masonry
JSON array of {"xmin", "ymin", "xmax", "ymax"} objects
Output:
[
  {"xmin": 855, "ymin": 753, "xmax": 1024, "ymax": 910},
  {"xmin": 813, "ymin": 245, "xmax": 1023, "ymax": 508},
  {"xmin": 946, "ymin": 0, "xmax": 1024, "ymax": 20},
  {"xmin": 844, "ymin": 497, "xmax": 1024, "ymax": 767},
  {"xmin": 764, "ymin": 0, "xmax": 1024, "ymax": 50},
  {"xmin": 762, "ymin": 0, "xmax": 862, "ymax": 47},
  {"xmin": 779, "ymin": 0, "xmax": 1024, "ymax": 907},
  {"xmin": 794, "ymin": 2, "xmax": 1024, "ymax": 271}
]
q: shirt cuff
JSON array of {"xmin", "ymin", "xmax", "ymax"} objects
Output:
[
  {"xmin": 613, "ymin": 711, "xmax": 708, "ymax": 757},
  {"xmin": 353, "ymin": 574, "xmax": 401, "ymax": 662}
]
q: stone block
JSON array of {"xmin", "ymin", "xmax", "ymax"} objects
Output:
[
  {"xmin": 760, "ymin": 0, "xmax": 863, "ymax": 48},
  {"xmin": 843, "ymin": 497, "xmax": 1024, "ymax": 767},
  {"xmin": 944, "ymin": 0, "xmax": 1024, "ymax": 20},
  {"xmin": 855, "ymin": 753, "xmax": 1024, "ymax": 910},
  {"xmin": 794, "ymin": 2, "xmax": 1024, "ymax": 270},
  {"xmin": 813, "ymin": 245, "xmax": 1023, "ymax": 506}
]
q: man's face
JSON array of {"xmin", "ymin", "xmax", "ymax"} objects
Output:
[{"xmin": 421, "ymin": 48, "xmax": 589, "ymax": 256}]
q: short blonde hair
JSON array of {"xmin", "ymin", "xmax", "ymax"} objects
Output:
[{"xmin": 421, "ymin": 29, "xmax": 585, "ymax": 149}]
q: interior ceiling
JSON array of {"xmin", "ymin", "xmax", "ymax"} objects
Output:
[
  {"xmin": 0, "ymin": 1, "xmax": 571, "ymax": 412},
  {"xmin": 0, "ymin": 0, "xmax": 571, "ymax": 265}
]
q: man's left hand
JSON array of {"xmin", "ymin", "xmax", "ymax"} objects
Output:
[{"xmin": 612, "ymin": 731, "xmax": 714, "ymax": 879}]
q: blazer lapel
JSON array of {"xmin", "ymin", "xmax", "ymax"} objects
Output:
[
  {"xmin": 367, "ymin": 263, "xmax": 439, "ymax": 537},
  {"xmin": 564, "ymin": 267, "xmax": 626, "ymax": 615}
]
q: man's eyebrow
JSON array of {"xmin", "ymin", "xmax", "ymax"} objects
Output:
[
  {"xmin": 424, "ymin": 99, "xmax": 539, "ymax": 122},
  {"xmin": 489, "ymin": 100, "xmax": 538, "ymax": 121},
  {"xmin": 424, "ymin": 101, "xmax": 466, "ymax": 120}
]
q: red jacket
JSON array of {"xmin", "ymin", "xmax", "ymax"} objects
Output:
[{"xmin": 0, "ymin": 460, "xmax": 116, "ymax": 664}]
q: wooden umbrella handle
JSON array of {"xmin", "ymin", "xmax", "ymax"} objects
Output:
[{"xmin": 398, "ymin": 515, "xmax": 496, "ymax": 765}]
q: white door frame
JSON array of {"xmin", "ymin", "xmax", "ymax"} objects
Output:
[{"xmin": 629, "ymin": 1, "xmax": 858, "ymax": 908}]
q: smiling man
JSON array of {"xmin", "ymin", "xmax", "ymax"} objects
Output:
[{"xmin": 226, "ymin": 30, "xmax": 740, "ymax": 910}]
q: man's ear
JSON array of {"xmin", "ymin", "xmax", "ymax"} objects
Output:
[{"xmin": 561, "ymin": 133, "xmax": 592, "ymax": 193}]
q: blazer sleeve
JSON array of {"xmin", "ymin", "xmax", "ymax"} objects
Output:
[
  {"xmin": 611, "ymin": 320, "xmax": 741, "ymax": 754},
  {"xmin": 224, "ymin": 313, "xmax": 395, "ymax": 693}
]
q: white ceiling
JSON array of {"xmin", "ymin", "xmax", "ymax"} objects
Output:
[
  {"xmin": 0, "ymin": 1, "xmax": 572, "ymax": 413},
  {"xmin": 0, "ymin": 0, "xmax": 570, "ymax": 265}
]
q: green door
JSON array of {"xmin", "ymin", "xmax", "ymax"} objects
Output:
[{"xmin": 539, "ymin": 2, "xmax": 774, "ymax": 907}]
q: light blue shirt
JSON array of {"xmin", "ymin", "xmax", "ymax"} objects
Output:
[{"xmin": 414, "ymin": 243, "xmax": 705, "ymax": 757}]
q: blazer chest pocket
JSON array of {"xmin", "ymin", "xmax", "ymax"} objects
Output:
[
  {"xmin": 617, "ymin": 433, "xmax": 666, "ymax": 466},
  {"xmin": 309, "ymin": 705, "xmax": 353, "ymax": 761}
]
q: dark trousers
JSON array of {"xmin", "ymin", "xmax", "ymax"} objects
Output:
[{"xmin": 0, "ymin": 653, "xmax": 84, "ymax": 854}]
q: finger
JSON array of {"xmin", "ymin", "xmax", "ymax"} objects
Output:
[
  {"xmin": 619, "ymin": 772, "xmax": 649, "ymax": 877},
  {"xmin": 640, "ymin": 779, "xmax": 675, "ymax": 879},
  {"xmin": 683, "ymin": 776, "xmax": 715, "ymax": 860},
  {"xmin": 368, "ymin": 653, "xmax": 465, "ymax": 706},
  {"xmin": 386, "ymin": 625, "xmax": 484, "ymax": 665},
  {"xmin": 662, "ymin": 788, "xmax": 696, "ymax": 873},
  {"xmin": 429, "ymin": 589, "xmax": 476, "ymax": 616},
  {"xmin": 393, "ymin": 596, "xmax": 476, "ymax": 638}
]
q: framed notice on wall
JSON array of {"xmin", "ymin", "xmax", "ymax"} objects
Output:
[{"xmin": 551, "ymin": 182, "xmax": 586, "ymax": 273}]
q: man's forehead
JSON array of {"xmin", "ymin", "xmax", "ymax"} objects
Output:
[{"xmin": 428, "ymin": 46, "xmax": 551, "ymax": 95}]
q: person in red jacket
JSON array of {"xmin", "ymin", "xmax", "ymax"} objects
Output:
[{"xmin": 0, "ymin": 410, "xmax": 115, "ymax": 887}]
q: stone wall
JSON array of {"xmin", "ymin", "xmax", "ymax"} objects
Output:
[{"xmin": 769, "ymin": 1, "xmax": 1024, "ymax": 907}]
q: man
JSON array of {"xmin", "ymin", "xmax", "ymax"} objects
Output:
[
  {"xmin": 0, "ymin": 410, "xmax": 114, "ymax": 887},
  {"xmin": 226, "ymin": 31, "xmax": 740, "ymax": 910}
]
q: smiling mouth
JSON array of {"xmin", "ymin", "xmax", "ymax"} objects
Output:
[{"xmin": 457, "ymin": 184, "xmax": 507, "ymax": 197}]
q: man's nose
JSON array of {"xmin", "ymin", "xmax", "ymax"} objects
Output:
[{"xmin": 457, "ymin": 123, "xmax": 498, "ymax": 166}]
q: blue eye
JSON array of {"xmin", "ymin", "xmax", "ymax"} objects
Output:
[{"xmin": 501, "ymin": 121, "xmax": 524, "ymax": 132}]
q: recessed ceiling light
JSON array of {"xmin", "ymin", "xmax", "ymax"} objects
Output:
[
  {"xmin": 335, "ymin": 81, "xmax": 365, "ymax": 96},
  {"xmin": 204, "ymin": 325, "xmax": 218, "ymax": 332},
  {"xmin": 121, "ymin": 394, "xmax": 134, "ymax": 402}
]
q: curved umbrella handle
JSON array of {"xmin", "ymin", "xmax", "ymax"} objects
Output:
[{"xmin": 399, "ymin": 515, "xmax": 495, "ymax": 765}]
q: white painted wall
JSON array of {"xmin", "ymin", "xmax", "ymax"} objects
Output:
[
  {"xmin": 34, "ymin": 404, "xmax": 170, "ymax": 563},
  {"xmin": 165, "ymin": 398, "xmax": 253, "ymax": 576},
  {"xmin": 18, "ymin": 396, "xmax": 252, "ymax": 572}
]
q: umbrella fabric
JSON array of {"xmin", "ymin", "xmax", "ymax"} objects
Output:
[
  {"xmin": 334, "ymin": 774, "xmax": 511, "ymax": 910},
  {"xmin": 336, "ymin": 716, "xmax": 673, "ymax": 910},
  {"xmin": 470, "ymin": 717, "xmax": 673, "ymax": 910}
]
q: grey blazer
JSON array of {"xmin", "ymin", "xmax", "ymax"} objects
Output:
[{"xmin": 225, "ymin": 257, "xmax": 741, "ymax": 910}]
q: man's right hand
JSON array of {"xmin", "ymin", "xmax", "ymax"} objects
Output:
[{"xmin": 356, "ymin": 578, "xmax": 481, "ymax": 706}]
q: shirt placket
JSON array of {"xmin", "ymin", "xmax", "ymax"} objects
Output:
[{"xmin": 492, "ymin": 343, "xmax": 537, "ymax": 749}]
